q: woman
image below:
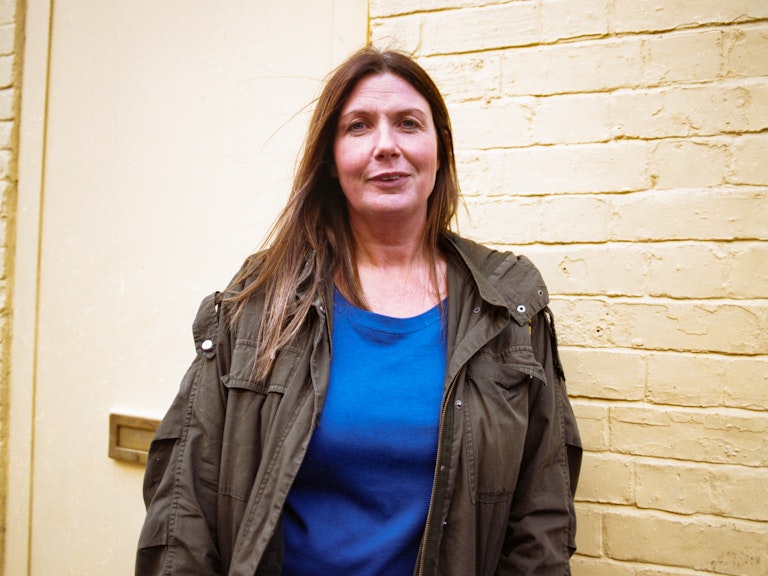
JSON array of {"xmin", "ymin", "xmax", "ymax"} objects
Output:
[{"xmin": 137, "ymin": 47, "xmax": 581, "ymax": 576}]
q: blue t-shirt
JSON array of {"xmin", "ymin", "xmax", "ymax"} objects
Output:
[{"xmin": 283, "ymin": 288, "xmax": 447, "ymax": 575}]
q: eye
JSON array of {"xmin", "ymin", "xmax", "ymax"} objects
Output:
[
  {"xmin": 347, "ymin": 120, "xmax": 367, "ymax": 133},
  {"xmin": 401, "ymin": 118, "xmax": 420, "ymax": 130}
]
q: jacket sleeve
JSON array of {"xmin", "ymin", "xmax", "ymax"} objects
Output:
[
  {"xmin": 496, "ymin": 307, "xmax": 582, "ymax": 575},
  {"xmin": 136, "ymin": 292, "xmax": 231, "ymax": 575}
]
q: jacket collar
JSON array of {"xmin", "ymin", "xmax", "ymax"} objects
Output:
[
  {"xmin": 305, "ymin": 232, "xmax": 550, "ymax": 327},
  {"xmin": 443, "ymin": 232, "xmax": 549, "ymax": 326}
]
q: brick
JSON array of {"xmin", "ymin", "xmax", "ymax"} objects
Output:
[
  {"xmin": 559, "ymin": 348, "xmax": 646, "ymax": 401},
  {"xmin": 541, "ymin": 0, "xmax": 610, "ymax": 43},
  {"xmin": 646, "ymin": 352, "xmax": 727, "ymax": 408},
  {"xmin": 369, "ymin": 0, "xmax": 508, "ymax": 18},
  {"xmin": 571, "ymin": 556, "xmax": 634, "ymax": 576},
  {"xmin": 613, "ymin": 0, "xmax": 768, "ymax": 34},
  {"xmin": 729, "ymin": 243, "xmax": 768, "ymax": 298},
  {"xmin": 0, "ymin": 119, "xmax": 11, "ymax": 148},
  {"xmin": 646, "ymin": 241, "xmax": 768, "ymax": 299},
  {"xmin": 553, "ymin": 297, "xmax": 768, "ymax": 355},
  {"xmin": 369, "ymin": 15, "xmax": 422, "ymax": 54},
  {"xmin": 576, "ymin": 453, "xmax": 634, "ymax": 505},
  {"xmin": 635, "ymin": 568, "xmax": 726, "ymax": 576},
  {"xmin": 571, "ymin": 401, "xmax": 609, "ymax": 451},
  {"xmin": 530, "ymin": 242, "xmax": 767, "ymax": 299},
  {"xmin": 0, "ymin": 177, "xmax": 10, "ymax": 208},
  {"xmin": 422, "ymin": 53, "xmax": 502, "ymax": 103},
  {"xmin": 573, "ymin": 504, "xmax": 604, "ymax": 558},
  {"xmin": 372, "ymin": 3, "xmax": 541, "ymax": 56},
  {"xmin": 729, "ymin": 133, "xmax": 768, "ymax": 185},
  {"xmin": 635, "ymin": 460, "xmax": 768, "ymax": 522},
  {"xmin": 0, "ymin": 54, "xmax": 12, "ymax": 89},
  {"xmin": 498, "ymin": 141, "xmax": 652, "ymax": 195},
  {"xmin": 532, "ymin": 93, "xmax": 612, "ymax": 145},
  {"xmin": 604, "ymin": 509, "xmax": 768, "ymax": 575},
  {"xmin": 451, "ymin": 98, "xmax": 535, "ymax": 150},
  {"xmin": 530, "ymin": 195, "xmax": 615, "ymax": 241},
  {"xmin": 724, "ymin": 24, "xmax": 768, "ymax": 78},
  {"xmin": 612, "ymin": 80, "xmax": 768, "ymax": 139},
  {"xmin": 722, "ymin": 357, "xmax": 768, "ymax": 410},
  {"xmin": 610, "ymin": 405, "xmax": 768, "ymax": 466},
  {"xmin": 0, "ymin": 86, "xmax": 14, "ymax": 120},
  {"xmin": 0, "ymin": 0, "xmax": 16, "ymax": 26},
  {"xmin": 369, "ymin": 0, "xmax": 428, "ymax": 17},
  {"xmin": 523, "ymin": 244, "xmax": 647, "ymax": 297},
  {"xmin": 454, "ymin": 151, "xmax": 493, "ymax": 199},
  {"xmin": 419, "ymin": 3, "xmax": 539, "ymax": 55},
  {"xmin": 453, "ymin": 203, "xmax": 557, "ymax": 246},
  {"xmin": 645, "ymin": 28, "xmax": 723, "ymax": 85},
  {"xmin": 0, "ymin": 23, "xmax": 16, "ymax": 55},
  {"xmin": 0, "ymin": 148, "xmax": 9, "ymax": 178},
  {"xmin": 502, "ymin": 39, "xmax": 645, "ymax": 96},
  {"xmin": 612, "ymin": 188, "xmax": 768, "ymax": 242},
  {"xmin": 466, "ymin": 188, "xmax": 768, "ymax": 245},
  {"xmin": 457, "ymin": 195, "xmax": 615, "ymax": 245},
  {"xmin": 651, "ymin": 139, "xmax": 729, "ymax": 189}
]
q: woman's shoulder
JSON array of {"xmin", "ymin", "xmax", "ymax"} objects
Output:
[
  {"xmin": 444, "ymin": 232, "xmax": 549, "ymax": 321},
  {"xmin": 444, "ymin": 233, "xmax": 545, "ymax": 284},
  {"xmin": 224, "ymin": 251, "xmax": 268, "ymax": 293}
]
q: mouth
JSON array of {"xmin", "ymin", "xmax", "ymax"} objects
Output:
[{"xmin": 371, "ymin": 172, "xmax": 408, "ymax": 183}]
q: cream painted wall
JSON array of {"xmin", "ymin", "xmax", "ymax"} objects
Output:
[{"xmin": 8, "ymin": 1, "xmax": 367, "ymax": 574}]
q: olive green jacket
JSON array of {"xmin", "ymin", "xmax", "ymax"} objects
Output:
[{"xmin": 136, "ymin": 233, "xmax": 582, "ymax": 575}]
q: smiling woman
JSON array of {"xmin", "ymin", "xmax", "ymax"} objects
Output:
[
  {"xmin": 136, "ymin": 46, "xmax": 582, "ymax": 576},
  {"xmin": 333, "ymin": 73, "xmax": 440, "ymax": 224},
  {"xmin": 332, "ymin": 72, "xmax": 444, "ymax": 317}
]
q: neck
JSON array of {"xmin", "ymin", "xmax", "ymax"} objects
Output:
[
  {"xmin": 342, "ymin": 221, "xmax": 446, "ymax": 318},
  {"xmin": 353, "ymin": 230, "xmax": 429, "ymax": 270},
  {"xmin": 347, "ymin": 209, "xmax": 429, "ymax": 268}
]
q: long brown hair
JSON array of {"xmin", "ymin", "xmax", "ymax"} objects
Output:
[{"xmin": 227, "ymin": 46, "xmax": 460, "ymax": 380}]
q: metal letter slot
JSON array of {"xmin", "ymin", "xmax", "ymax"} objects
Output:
[{"xmin": 108, "ymin": 413, "xmax": 160, "ymax": 464}]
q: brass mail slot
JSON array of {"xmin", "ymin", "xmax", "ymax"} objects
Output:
[{"xmin": 109, "ymin": 413, "xmax": 160, "ymax": 464}]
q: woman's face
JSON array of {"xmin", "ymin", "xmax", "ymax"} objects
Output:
[{"xmin": 332, "ymin": 72, "xmax": 440, "ymax": 230}]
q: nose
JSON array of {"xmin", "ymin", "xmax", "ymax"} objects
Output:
[{"xmin": 373, "ymin": 124, "xmax": 400, "ymax": 159}]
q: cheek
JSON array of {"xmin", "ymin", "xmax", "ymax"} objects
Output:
[
  {"xmin": 418, "ymin": 145, "xmax": 440, "ymax": 175},
  {"xmin": 334, "ymin": 144, "xmax": 367, "ymax": 179}
]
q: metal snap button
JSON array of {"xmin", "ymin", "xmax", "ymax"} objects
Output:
[
  {"xmin": 201, "ymin": 339, "xmax": 214, "ymax": 351},
  {"xmin": 517, "ymin": 304, "xmax": 527, "ymax": 314}
]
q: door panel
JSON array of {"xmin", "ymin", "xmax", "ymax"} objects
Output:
[{"xmin": 13, "ymin": 2, "xmax": 367, "ymax": 573}]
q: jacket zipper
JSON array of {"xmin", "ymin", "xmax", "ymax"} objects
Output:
[{"xmin": 417, "ymin": 373, "xmax": 459, "ymax": 576}]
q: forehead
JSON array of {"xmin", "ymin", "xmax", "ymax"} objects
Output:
[{"xmin": 341, "ymin": 72, "xmax": 432, "ymax": 114}]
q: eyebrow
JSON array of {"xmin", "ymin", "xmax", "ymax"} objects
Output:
[{"xmin": 339, "ymin": 107, "xmax": 430, "ymax": 120}]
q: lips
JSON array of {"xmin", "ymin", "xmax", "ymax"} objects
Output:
[{"xmin": 370, "ymin": 171, "xmax": 408, "ymax": 182}]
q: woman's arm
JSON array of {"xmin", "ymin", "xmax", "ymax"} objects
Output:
[
  {"xmin": 136, "ymin": 293, "xmax": 230, "ymax": 575},
  {"xmin": 497, "ymin": 307, "xmax": 582, "ymax": 574}
]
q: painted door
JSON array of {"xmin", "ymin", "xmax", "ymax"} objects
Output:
[{"xmin": 7, "ymin": 1, "xmax": 367, "ymax": 573}]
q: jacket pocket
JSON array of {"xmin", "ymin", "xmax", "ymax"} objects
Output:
[
  {"xmin": 218, "ymin": 340, "xmax": 304, "ymax": 503},
  {"xmin": 137, "ymin": 420, "xmax": 181, "ymax": 574},
  {"xmin": 464, "ymin": 349, "xmax": 544, "ymax": 503},
  {"xmin": 224, "ymin": 338, "xmax": 303, "ymax": 394}
]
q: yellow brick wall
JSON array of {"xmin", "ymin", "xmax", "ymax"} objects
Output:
[
  {"xmin": 371, "ymin": 1, "xmax": 768, "ymax": 574},
  {"xmin": 0, "ymin": 0, "xmax": 21, "ymax": 570}
]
